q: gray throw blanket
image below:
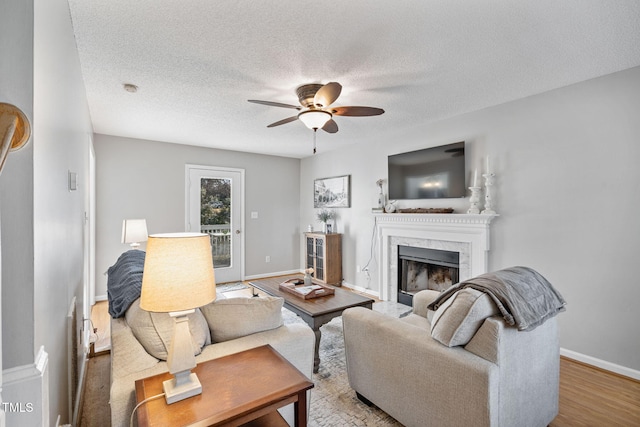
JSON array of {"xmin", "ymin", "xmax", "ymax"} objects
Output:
[
  {"xmin": 107, "ymin": 250, "xmax": 145, "ymax": 318},
  {"xmin": 427, "ymin": 266, "xmax": 566, "ymax": 331}
]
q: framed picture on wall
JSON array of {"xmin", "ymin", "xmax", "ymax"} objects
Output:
[{"xmin": 314, "ymin": 175, "xmax": 351, "ymax": 208}]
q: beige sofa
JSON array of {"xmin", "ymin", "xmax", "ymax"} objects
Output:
[
  {"xmin": 110, "ymin": 295, "xmax": 315, "ymax": 427},
  {"xmin": 343, "ymin": 289, "xmax": 559, "ymax": 427}
]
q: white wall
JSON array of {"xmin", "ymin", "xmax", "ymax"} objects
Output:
[
  {"xmin": 0, "ymin": 0, "xmax": 34, "ymax": 424},
  {"xmin": 94, "ymin": 135, "xmax": 301, "ymax": 297},
  {"xmin": 32, "ymin": 0, "xmax": 94, "ymax": 424},
  {"xmin": 300, "ymin": 66, "xmax": 640, "ymax": 373},
  {"xmin": 0, "ymin": 0, "xmax": 35, "ymax": 371},
  {"xmin": 1, "ymin": 0, "xmax": 93, "ymax": 425}
]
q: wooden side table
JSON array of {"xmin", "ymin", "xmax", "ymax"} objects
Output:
[{"xmin": 135, "ymin": 345, "xmax": 314, "ymax": 427}]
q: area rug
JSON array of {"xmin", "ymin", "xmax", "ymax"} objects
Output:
[
  {"xmin": 282, "ymin": 301, "xmax": 408, "ymax": 427},
  {"xmin": 216, "ymin": 282, "xmax": 248, "ymax": 293}
]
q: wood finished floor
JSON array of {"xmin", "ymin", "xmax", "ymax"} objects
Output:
[
  {"xmin": 552, "ymin": 358, "xmax": 640, "ymax": 426},
  {"xmin": 91, "ymin": 285, "xmax": 640, "ymax": 426},
  {"xmin": 90, "ymin": 300, "xmax": 111, "ymax": 352}
]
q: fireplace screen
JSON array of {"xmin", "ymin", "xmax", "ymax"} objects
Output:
[{"xmin": 398, "ymin": 246, "xmax": 459, "ymax": 305}]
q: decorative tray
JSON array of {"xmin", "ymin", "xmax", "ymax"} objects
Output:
[{"xmin": 279, "ymin": 278, "xmax": 335, "ymax": 300}]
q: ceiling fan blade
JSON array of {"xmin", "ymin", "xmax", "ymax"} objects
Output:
[
  {"xmin": 331, "ymin": 106, "xmax": 385, "ymax": 116},
  {"xmin": 321, "ymin": 119, "xmax": 339, "ymax": 134},
  {"xmin": 248, "ymin": 100, "xmax": 301, "ymax": 110},
  {"xmin": 313, "ymin": 82, "xmax": 342, "ymax": 108},
  {"xmin": 267, "ymin": 116, "xmax": 299, "ymax": 128}
]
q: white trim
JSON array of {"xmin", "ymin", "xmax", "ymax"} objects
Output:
[
  {"xmin": 88, "ymin": 139, "xmax": 96, "ymax": 308},
  {"xmin": 3, "ymin": 347, "xmax": 48, "ymax": 385},
  {"xmin": 2, "ymin": 347, "xmax": 48, "ymax": 427},
  {"xmin": 340, "ymin": 281, "xmax": 381, "ymax": 299},
  {"xmin": 375, "ymin": 213, "xmax": 499, "ymax": 227},
  {"xmin": 560, "ymin": 348, "xmax": 640, "ymax": 381},
  {"xmin": 244, "ymin": 269, "xmax": 301, "ymax": 281},
  {"xmin": 94, "ymin": 294, "xmax": 107, "ymax": 302},
  {"xmin": 71, "ymin": 355, "xmax": 87, "ymax": 427}
]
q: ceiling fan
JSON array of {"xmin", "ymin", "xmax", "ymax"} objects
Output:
[{"xmin": 248, "ymin": 82, "xmax": 384, "ymax": 153}]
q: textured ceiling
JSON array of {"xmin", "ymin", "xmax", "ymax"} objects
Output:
[{"xmin": 67, "ymin": 0, "xmax": 640, "ymax": 158}]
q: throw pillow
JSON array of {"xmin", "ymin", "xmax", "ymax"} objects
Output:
[
  {"xmin": 200, "ymin": 296, "xmax": 284, "ymax": 343},
  {"xmin": 430, "ymin": 288, "xmax": 499, "ymax": 347},
  {"xmin": 125, "ymin": 298, "xmax": 211, "ymax": 360}
]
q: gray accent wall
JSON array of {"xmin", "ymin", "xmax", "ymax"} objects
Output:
[
  {"xmin": 94, "ymin": 135, "xmax": 301, "ymax": 298},
  {"xmin": 300, "ymin": 66, "xmax": 640, "ymax": 372}
]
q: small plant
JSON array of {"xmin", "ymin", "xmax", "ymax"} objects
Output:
[{"xmin": 316, "ymin": 209, "xmax": 335, "ymax": 223}]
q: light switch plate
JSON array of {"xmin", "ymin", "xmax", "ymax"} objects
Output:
[{"xmin": 68, "ymin": 171, "xmax": 78, "ymax": 191}]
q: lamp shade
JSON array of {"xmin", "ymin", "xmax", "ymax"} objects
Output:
[
  {"xmin": 121, "ymin": 219, "xmax": 148, "ymax": 244},
  {"xmin": 140, "ymin": 233, "xmax": 216, "ymax": 313},
  {"xmin": 298, "ymin": 109, "xmax": 332, "ymax": 130}
]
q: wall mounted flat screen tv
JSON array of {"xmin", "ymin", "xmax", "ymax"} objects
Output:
[{"xmin": 388, "ymin": 141, "xmax": 466, "ymax": 200}]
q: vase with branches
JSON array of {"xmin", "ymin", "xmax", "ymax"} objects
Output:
[{"xmin": 316, "ymin": 209, "xmax": 336, "ymax": 233}]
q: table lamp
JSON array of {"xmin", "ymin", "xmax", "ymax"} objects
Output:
[
  {"xmin": 140, "ymin": 233, "xmax": 216, "ymax": 404},
  {"xmin": 121, "ymin": 219, "xmax": 148, "ymax": 249}
]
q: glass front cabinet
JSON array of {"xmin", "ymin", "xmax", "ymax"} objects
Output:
[{"xmin": 304, "ymin": 232, "xmax": 342, "ymax": 285}]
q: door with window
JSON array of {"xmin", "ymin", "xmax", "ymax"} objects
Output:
[{"xmin": 186, "ymin": 165, "xmax": 244, "ymax": 283}]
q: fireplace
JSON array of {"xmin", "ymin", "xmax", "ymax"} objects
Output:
[
  {"xmin": 374, "ymin": 213, "xmax": 497, "ymax": 302},
  {"xmin": 397, "ymin": 246, "xmax": 459, "ymax": 305}
]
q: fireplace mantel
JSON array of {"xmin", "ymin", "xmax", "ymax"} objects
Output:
[
  {"xmin": 374, "ymin": 213, "xmax": 498, "ymax": 227},
  {"xmin": 374, "ymin": 213, "xmax": 498, "ymax": 302}
]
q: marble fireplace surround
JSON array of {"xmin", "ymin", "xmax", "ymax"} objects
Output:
[{"xmin": 374, "ymin": 213, "xmax": 498, "ymax": 302}]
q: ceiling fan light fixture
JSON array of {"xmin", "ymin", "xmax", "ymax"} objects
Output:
[
  {"xmin": 298, "ymin": 109, "xmax": 332, "ymax": 130},
  {"xmin": 123, "ymin": 83, "xmax": 138, "ymax": 93}
]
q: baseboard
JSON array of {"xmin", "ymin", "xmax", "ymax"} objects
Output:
[
  {"xmin": 560, "ymin": 348, "xmax": 640, "ymax": 381},
  {"xmin": 3, "ymin": 347, "xmax": 49, "ymax": 427},
  {"xmin": 94, "ymin": 294, "xmax": 107, "ymax": 302},
  {"xmin": 244, "ymin": 269, "xmax": 301, "ymax": 281},
  {"xmin": 72, "ymin": 354, "xmax": 89, "ymax": 427},
  {"xmin": 340, "ymin": 280, "xmax": 381, "ymax": 299}
]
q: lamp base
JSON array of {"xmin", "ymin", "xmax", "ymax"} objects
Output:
[{"xmin": 163, "ymin": 371, "xmax": 202, "ymax": 404}]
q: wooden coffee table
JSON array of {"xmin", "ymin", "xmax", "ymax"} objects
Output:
[
  {"xmin": 249, "ymin": 275, "xmax": 374, "ymax": 373},
  {"xmin": 135, "ymin": 345, "xmax": 314, "ymax": 427}
]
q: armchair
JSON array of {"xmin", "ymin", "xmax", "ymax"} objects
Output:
[{"xmin": 343, "ymin": 289, "xmax": 560, "ymax": 427}]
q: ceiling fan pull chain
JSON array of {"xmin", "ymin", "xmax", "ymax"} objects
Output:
[{"xmin": 313, "ymin": 129, "xmax": 317, "ymax": 154}]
